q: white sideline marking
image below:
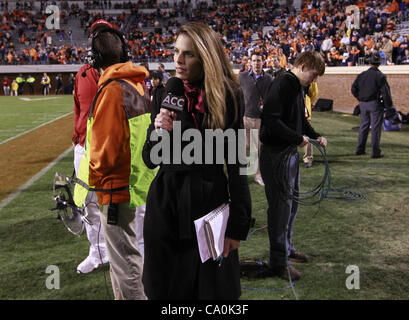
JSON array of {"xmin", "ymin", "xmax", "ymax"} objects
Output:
[
  {"xmin": 0, "ymin": 146, "xmax": 73, "ymax": 211},
  {"xmin": 19, "ymin": 97, "xmax": 61, "ymax": 101},
  {"xmin": 0, "ymin": 112, "xmax": 73, "ymax": 146}
]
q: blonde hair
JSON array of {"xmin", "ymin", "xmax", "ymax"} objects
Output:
[
  {"xmin": 293, "ymin": 51, "xmax": 326, "ymax": 76},
  {"xmin": 177, "ymin": 22, "xmax": 238, "ymax": 129}
]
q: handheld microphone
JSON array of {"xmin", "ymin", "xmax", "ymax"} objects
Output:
[
  {"xmin": 161, "ymin": 77, "xmax": 185, "ymax": 112},
  {"xmin": 157, "ymin": 77, "xmax": 186, "ymax": 134}
]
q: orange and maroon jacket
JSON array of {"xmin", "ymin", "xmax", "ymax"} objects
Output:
[{"xmin": 88, "ymin": 62, "xmax": 150, "ymax": 205}]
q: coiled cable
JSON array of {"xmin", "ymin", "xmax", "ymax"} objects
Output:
[{"xmin": 273, "ymin": 139, "xmax": 366, "ymax": 205}]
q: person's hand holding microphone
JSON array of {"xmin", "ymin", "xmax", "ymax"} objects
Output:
[
  {"xmin": 154, "ymin": 108, "xmax": 177, "ymax": 132},
  {"xmin": 154, "ymin": 77, "xmax": 185, "ymax": 134}
]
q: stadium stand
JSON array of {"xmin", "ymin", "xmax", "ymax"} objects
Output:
[
  {"xmin": 0, "ymin": 0, "xmax": 408, "ymax": 68},
  {"xmin": 1, "ymin": 0, "xmax": 409, "ymax": 115}
]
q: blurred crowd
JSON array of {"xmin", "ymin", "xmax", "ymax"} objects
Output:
[
  {"xmin": 0, "ymin": 0, "xmax": 408, "ymax": 66},
  {"xmin": 215, "ymin": 0, "xmax": 409, "ymax": 68}
]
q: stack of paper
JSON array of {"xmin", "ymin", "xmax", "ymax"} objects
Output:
[{"xmin": 194, "ymin": 202, "xmax": 230, "ymax": 263}]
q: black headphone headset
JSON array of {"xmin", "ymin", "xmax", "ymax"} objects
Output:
[{"xmin": 86, "ymin": 28, "xmax": 130, "ymax": 70}]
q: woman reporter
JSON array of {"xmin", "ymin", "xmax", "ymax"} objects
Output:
[{"xmin": 142, "ymin": 22, "xmax": 252, "ymax": 300}]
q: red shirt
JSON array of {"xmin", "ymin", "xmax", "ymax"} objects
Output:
[
  {"xmin": 73, "ymin": 64, "xmax": 99, "ymax": 146},
  {"xmin": 2, "ymin": 77, "xmax": 10, "ymax": 86}
]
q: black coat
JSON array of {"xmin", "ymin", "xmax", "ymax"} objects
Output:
[
  {"xmin": 142, "ymin": 83, "xmax": 252, "ymax": 300},
  {"xmin": 351, "ymin": 66, "xmax": 393, "ymax": 107}
]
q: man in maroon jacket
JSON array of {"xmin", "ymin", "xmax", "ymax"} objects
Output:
[{"xmin": 2, "ymin": 76, "xmax": 10, "ymax": 96}]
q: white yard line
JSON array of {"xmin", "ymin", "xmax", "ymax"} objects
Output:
[
  {"xmin": 0, "ymin": 111, "xmax": 73, "ymax": 146},
  {"xmin": 19, "ymin": 97, "xmax": 61, "ymax": 101},
  {"xmin": 0, "ymin": 146, "xmax": 73, "ymax": 211}
]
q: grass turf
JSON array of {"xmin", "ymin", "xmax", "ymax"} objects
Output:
[
  {"xmin": 0, "ymin": 109, "xmax": 409, "ymax": 299},
  {"xmin": 0, "ymin": 95, "xmax": 73, "ymax": 143},
  {"xmin": 240, "ymin": 112, "xmax": 409, "ymax": 299}
]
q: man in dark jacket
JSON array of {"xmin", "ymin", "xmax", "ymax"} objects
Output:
[
  {"xmin": 258, "ymin": 51, "xmax": 328, "ymax": 281},
  {"xmin": 268, "ymin": 56, "xmax": 286, "ymax": 79},
  {"xmin": 16, "ymin": 74, "xmax": 25, "ymax": 95},
  {"xmin": 351, "ymin": 53, "xmax": 393, "ymax": 158},
  {"xmin": 55, "ymin": 74, "xmax": 63, "ymax": 94},
  {"xmin": 26, "ymin": 75, "xmax": 35, "ymax": 95}
]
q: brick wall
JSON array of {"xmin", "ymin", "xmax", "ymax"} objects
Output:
[{"xmin": 316, "ymin": 67, "xmax": 409, "ymax": 115}]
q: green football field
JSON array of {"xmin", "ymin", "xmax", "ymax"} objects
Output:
[
  {"xmin": 0, "ymin": 95, "xmax": 73, "ymax": 143},
  {"xmin": 1, "ymin": 95, "xmax": 409, "ymax": 300}
]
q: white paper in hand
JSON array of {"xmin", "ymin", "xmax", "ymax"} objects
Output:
[
  {"xmin": 194, "ymin": 202, "xmax": 230, "ymax": 263},
  {"xmin": 194, "ymin": 214, "xmax": 211, "ymax": 263}
]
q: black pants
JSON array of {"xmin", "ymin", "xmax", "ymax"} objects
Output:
[
  {"xmin": 18, "ymin": 84, "xmax": 24, "ymax": 95},
  {"xmin": 356, "ymin": 100, "xmax": 383, "ymax": 157},
  {"xmin": 259, "ymin": 145, "xmax": 299, "ymax": 268},
  {"xmin": 42, "ymin": 85, "xmax": 49, "ymax": 95}
]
